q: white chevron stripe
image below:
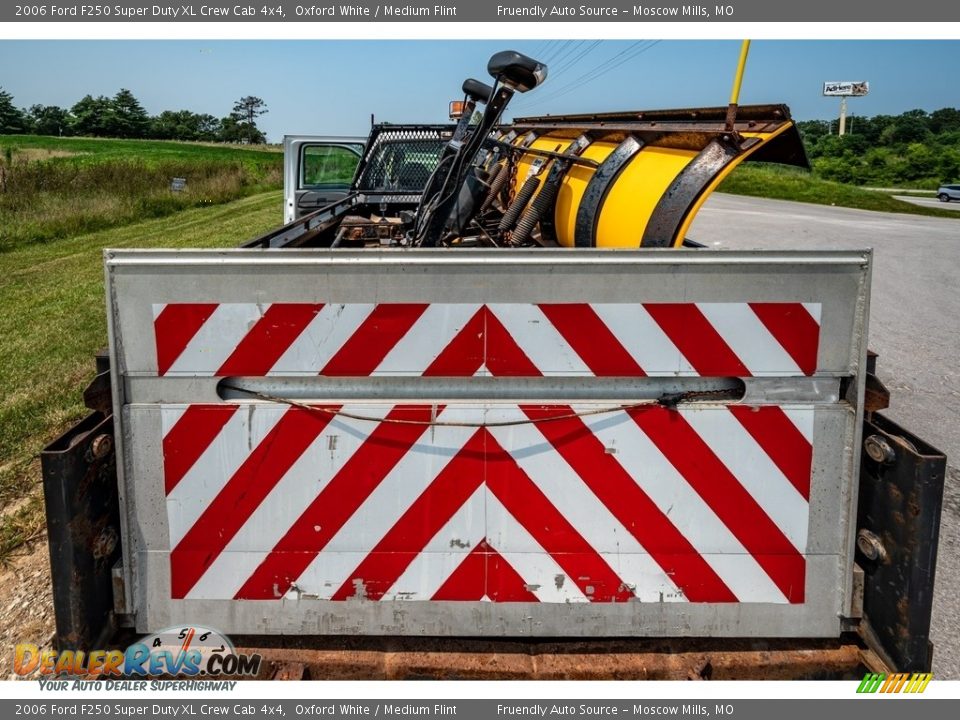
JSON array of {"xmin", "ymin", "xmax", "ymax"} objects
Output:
[
  {"xmin": 484, "ymin": 493, "xmax": 590, "ymax": 604},
  {"xmin": 697, "ymin": 302, "xmax": 802, "ymax": 376},
  {"xmin": 380, "ymin": 485, "xmax": 486, "ymax": 601},
  {"xmin": 185, "ymin": 404, "xmax": 396, "ymax": 600},
  {"xmin": 489, "ymin": 304, "xmax": 593, "ymax": 376},
  {"xmin": 486, "ymin": 411, "xmax": 682, "ymax": 602},
  {"xmin": 290, "ymin": 409, "xmax": 478, "ymax": 596},
  {"xmin": 781, "ymin": 406, "xmax": 815, "ymax": 444},
  {"xmin": 802, "ymin": 303, "xmax": 822, "ymax": 324},
  {"xmin": 574, "ymin": 406, "xmax": 788, "ymax": 603},
  {"xmin": 268, "ymin": 303, "xmax": 375, "ymax": 375},
  {"xmin": 160, "ymin": 406, "xmax": 189, "ymax": 439},
  {"xmin": 166, "ymin": 405, "xmax": 286, "ymax": 548},
  {"xmin": 590, "ymin": 304, "xmax": 698, "ymax": 376},
  {"xmin": 680, "ymin": 407, "xmax": 809, "ymax": 553},
  {"xmin": 373, "ymin": 303, "xmax": 482, "ymax": 375},
  {"xmin": 164, "ymin": 303, "xmax": 265, "ymax": 376}
]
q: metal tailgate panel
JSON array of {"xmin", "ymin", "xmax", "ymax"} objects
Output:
[{"xmin": 105, "ymin": 249, "xmax": 871, "ymax": 638}]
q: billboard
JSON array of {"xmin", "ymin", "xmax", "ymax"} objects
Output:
[{"xmin": 823, "ymin": 81, "xmax": 870, "ymax": 97}]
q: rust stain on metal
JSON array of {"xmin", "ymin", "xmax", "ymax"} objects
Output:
[
  {"xmin": 272, "ymin": 662, "xmax": 309, "ymax": 681},
  {"xmin": 231, "ymin": 637, "xmax": 868, "ymax": 680},
  {"xmin": 864, "ymin": 373, "xmax": 890, "ymax": 414}
]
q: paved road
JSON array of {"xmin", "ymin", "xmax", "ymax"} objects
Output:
[
  {"xmin": 691, "ymin": 194, "xmax": 960, "ymax": 678},
  {"xmin": 894, "ymin": 195, "xmax": 960, "ymax": 212}
]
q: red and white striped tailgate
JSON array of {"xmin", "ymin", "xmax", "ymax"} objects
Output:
[
  {"xmin": 106, "ymin": 249, "xmax": 871, "ymax": 637},
  {"xmin": 157, "ymin": 301, "xmax": 818, "ymax": 605}
]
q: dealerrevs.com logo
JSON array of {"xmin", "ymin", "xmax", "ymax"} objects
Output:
[{"xmin": 14, "ymin": 626, "xmax": 261, "ymax": 679}]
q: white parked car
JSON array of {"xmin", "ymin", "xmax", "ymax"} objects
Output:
[{"xmin": 938, "ymin": 184, "xmax": 960, "ymax": 202}]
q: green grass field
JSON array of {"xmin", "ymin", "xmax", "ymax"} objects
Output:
[
  {"xmin": 720, "ymin": 164, "xmax": 960, "ymax": 219},
  {"xmin": 0, "ymin": 135, "xmax": 282, "ymax": 252},
  {"xmin": 0, "ymin": 190, "xmax": 284, "ymax": 559}
]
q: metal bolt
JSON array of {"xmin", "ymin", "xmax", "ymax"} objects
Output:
[
  {"xmin": 864, "ymin": 434, "xmax": 896, "ymax": 464},
  {"xmin": 857, "ymin": 529, "xmax": 888, "ymax": 562},
  {"xmin": 89, "ymin": 433, "xmax": 113, "ymax": 460}
]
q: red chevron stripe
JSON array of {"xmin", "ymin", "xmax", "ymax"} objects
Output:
[
  {"xmin": 728, "ymin": 406, "xmax": 813, "ymax": 501},
  {"xmin": 430, "ymin": 543, "xmax": 487, "ymax": 601},
  {"xmin": 628, "ymin": 406, "xmax": 805, "ymax": 602},
  {"xmin": 216, "ymin": 303, "xmax": 324, "ymax": 376},
  {"xmin": 538, "ymin": 304, "xmax": 647, "ymax": 376},
  {"xmin": 233, "ymin": 405, "xmax": 439, "ymax": 599},
  {"xmin": 423, "ymin": 306, "xmax": 485, "ymax": 375},
  {"xmin": 154, "ymin": 303, "xmax": 218, "ymax": 376},
  {"xmin": 644, "ymin": 304, "xmax": 750, "ymax": 376},
  {"xmin": 485, "ymin": 544, "xmax": 541, "ymax": 602},
  {"xmin": 485, "ymin": 307, "xmax": 542, "ymax": 376},
  {"xmin": 431, "ymin": 540, "xmax": 539, "ymax": 602},
  {"xmin": 320, "ymin": 303, "xmax": 428, "ymax": 376},
  {"xmin": 426, "ymin": 305, "xmax": 551, "ymax": 377},
  {"xmin": 749, "ymin": 303, "xmax": 820, "ymax": 376},
  {"xmin": 523, "ymin": 406, "xmax": 738, "ymax": 602},
  {"xmin": 170, "ymin": 406, "xmax": 338, "ymax": 599},
  {"xmin": 330, "ymin": 429, "xmax": 487, "ymax": 601},
  {"xmin": 485, "ymin": 430, "xmax": 634, "ymax": 602},
  {"xmin": 163, "ymin": 405, "xmax": 238, "ymax": 495}
]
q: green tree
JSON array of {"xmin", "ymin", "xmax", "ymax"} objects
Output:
[
  {"xmin": 930, "ymin": 108, "xmax": 960, "ymax": 135},
  {"xmin": 111, "ymin": 88, "xmax": 150, "ymax": 138},
  {"xmin": 151, "ymin": 110, "xmax": 222, "ymax": 141},
  {"xmin": 882, "ymin": 116, "xmax": 931, "ymax": 145},
  {"xmin": 901, "ymin": 143, "xmax": 938, "ymax": 180},
  {"xmin": 0, "ymin": 87, "xmax": 27, "ymax": 134},
  {"xmin": 70, "ymin": 94, "xmax": 114, "ymax": 136},
  {"xmin": 227, "ymin": 95, "xmax": 268, "ymax": 144},
  {"xmin": 28, "ymin": 104, "xmax": 70, "ymax": 136}
]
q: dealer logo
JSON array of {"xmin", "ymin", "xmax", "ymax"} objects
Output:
[{"xmin": 14, "ymin": 625, "xmax": 261, "ymax": 678}]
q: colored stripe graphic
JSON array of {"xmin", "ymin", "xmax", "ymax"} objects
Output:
[
  {"xmin": 162, "ymin": 405, "xmax": 238, "ymax": 495},
  {"xmin": 856, "ymin": 672, "xmax": 933, "ymax": 694},
  {"xmin": 152, "ymin": 302, "xmax": 821, "ymax": 377},
  {"xmin": 158, "ymin": 301, "xmax": 817, "ymax": 605},
  {"xmin": 154, "ymin": 303, "xmax": 218, "ymax": 376}
]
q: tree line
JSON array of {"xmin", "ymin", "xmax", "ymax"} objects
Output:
[
  {"xmin": 0, "ymin": 87, "xmax": 269, "ymax": 144},
  {"xmin": 797, "ymin": 108, "xmax": 960, "ymax": 187}
]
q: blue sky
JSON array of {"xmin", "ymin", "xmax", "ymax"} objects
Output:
[{"xmin": 0, "ymin": 40, "xmax": 957, "ymax": 141}]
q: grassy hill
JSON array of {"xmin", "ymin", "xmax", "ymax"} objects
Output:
[
  {"xmin": 720, "ymin": 163, "xmax": 959, "ymax": 219},
  {"xmin": 0, "ymin": 190, "xmax": 284, "ymax": 558},
  {"xmin": 0, "ymin": 135, "xmax": 282, "ymax": 252}
]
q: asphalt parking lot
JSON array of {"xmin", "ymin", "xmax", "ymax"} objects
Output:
[{"xmin": 692, "ymin": 193, "xmax": 959, "ymax": 677}]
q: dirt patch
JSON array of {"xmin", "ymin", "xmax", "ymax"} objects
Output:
[
  {"xmin": 0, "ymin": 537, "xmax": 54, "ymax": 679},
  {"xmin": 8, "ymin": 149, "xmax": 85, "ymax": 162}
]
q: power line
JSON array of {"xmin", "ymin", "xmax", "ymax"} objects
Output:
[{"xmin": 517, "ymin": 41, "xmax": 662, "ymax": 112}]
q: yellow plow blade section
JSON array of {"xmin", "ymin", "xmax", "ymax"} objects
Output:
[{"xmin": 505, "ymin": 104, "xmax": 807, "ymax": 248}]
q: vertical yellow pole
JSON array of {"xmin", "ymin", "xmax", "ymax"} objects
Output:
[
  {"xmin": 729, "ymin": 39, "xmax": 752, "ymax": 105},
  {"xmin": 725, "ymin": 40, "xmax": 752, "ymax": 131}
]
